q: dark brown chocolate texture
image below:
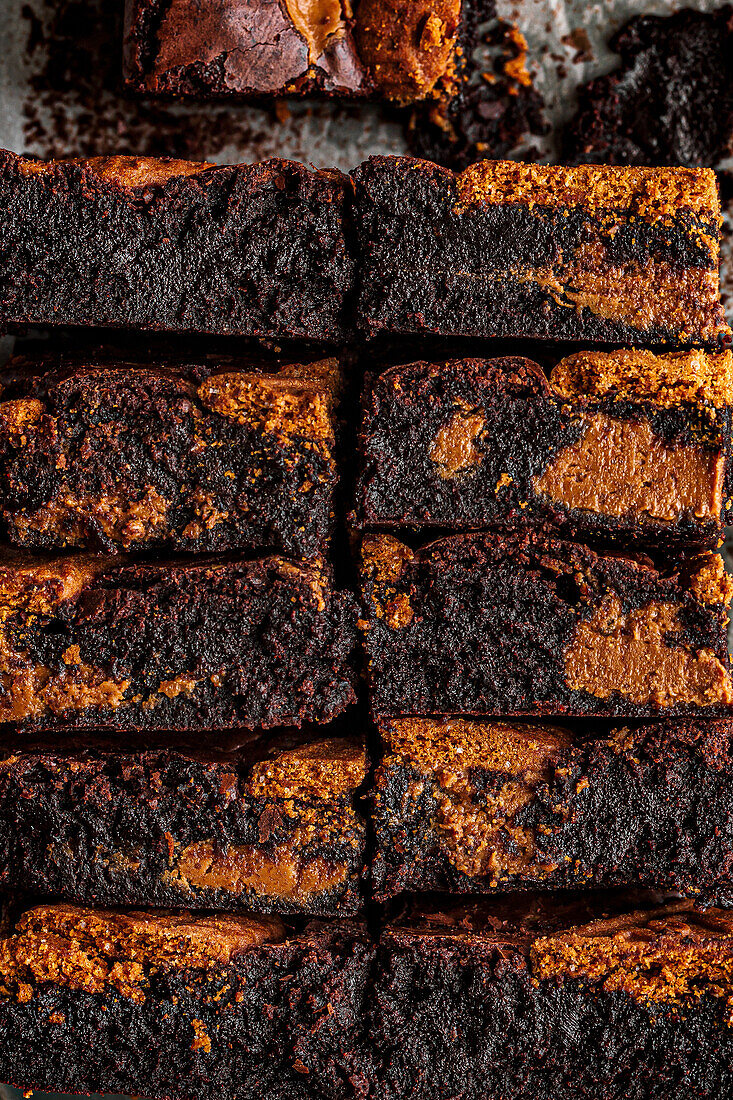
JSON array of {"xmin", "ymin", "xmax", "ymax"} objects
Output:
[
  {"xmin": 0, "ymin": 730, "xmax": 367, "ymax": 914},
  {"xmin": 372, "ymin": 716, "xmax": 733, "ymax": 905},
  {"xmin": 375, "ymin": 895, "xmax": 733, "ymax": 1100},
  {"xmin": 565, "ymin": 5, "xmax": 733, "ymax": 168},
  {"xmin": 0, "ymin": 902, "xmax": 374, "ymax": 1100},
  {"xmin": 123, "ymin": 0, "xmax": 471, "ymax": 103},
  {"xmin": 0, "ymin": 355, "xmax": 342, "ymax": 557},
  {"xmin": 352, "ymin": 155, "xmax": 730, "ymax": 344},
  {"xmin": 0, "ymin": 553, "xmax": 358, "ymax": 730},
  {"xmin": 0, "ymin": 151, "xmax": 354, "ymax": 342},
  {"xmin": 360, "ymin": 529, "xmax": 733, "ymax": 719},
  {"xmin": 355, "ymin": 348, "xmax": 733, "ymax": 550}
]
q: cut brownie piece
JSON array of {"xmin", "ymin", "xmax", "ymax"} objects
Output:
[
  {"xmin": 0, "ymin": 355, "xmax": 341, "ymax": 557},
  {"xmin": 355, "ymin": 348, "xmax": 733, "ymax": 550},
  {"xmin": 564, "ymin": 6, "xmax": 733, "ymax": 168},
  {"xmin": 0, "ymin": 553, "xmax": 358, "ymax": 730},
  {"xmin": 352, "ymin": 155, "xmax": 730, "ymax": 344},
  {"xmin": 123, "ymin": 0, "xmax": 475, "ymax": 104},
  {"xmin": 0, "ymin": 152, "xmax": 353, "ymax": 343},
  {"xmin": 0, "ymin": 903, "xmax": 373, "ymax": 1100},
  {"xmin": 0, "ymin": 729, "xmax": 366, "ymax": 914},
  {"xmin": 374, "ymin": 895, "xmax": 733, "ymax": 1100},
  {"xmin": 360, "ymin": 530, "xmax": 733, "ymax": 718},
  {"xmin": 372, "ymin": 716, "xmax": 733, "ymax": 905}
]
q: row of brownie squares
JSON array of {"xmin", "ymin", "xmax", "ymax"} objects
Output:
[
  {"xmin": 0, "ymin": 891, "xmax": 732, "ymax": 1100},
  {"xmin": 0, "ymin": 150, "xmax": 729, "ymax": 346}
]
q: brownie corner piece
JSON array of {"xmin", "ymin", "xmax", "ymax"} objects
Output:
[
  {"xmin": 0, "ymin": 728, "xmax": 367, "ymax": 914},
  {"xmin": 0, "ymin": 552, "xmax": 358, "ymax": 730},
  {"xmin": 0, "ymin": 354, "xmax": 343, "ymax": 557},
  {"xmin": 355, "ymin": 346, "xmax": 733, "ymax": 549},
  {"xmin": 359, "ymin": 530, "xmax": 733, "ymax": 718},
  {"xmin": 352, "ymin": 155, "xmax": 730, "ymax": 345},
  {"xmin": 0, "ymin": 151, "xmax": 354, "ymax": 342},
  {"xmin": 372, "ymin": 715, "xmax": 733, "ymax": 904},
  {"xmin": 0, "ymin": 902, "xmax": 373, "ymax": 1100}
]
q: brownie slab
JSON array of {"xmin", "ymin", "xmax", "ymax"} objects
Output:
[
  {"xmin": 564, "ymin": 5, "xmax": 733, "ymax": 168},
  {"xmin": 355, "ymin": 348, "xmax": 733, "ymax": 550},
  {"xmin": 360, "ymin": 530, "xmax": 733, "ymax": 718},
  {"xmin": 374, "ymin": 895, "xmax": 733, "ymax": 1100},
  {"xmin": 0, "ymin": 152, "xmax": 353, "ymax": 342},
  {"xmin": 0, "ymin": 554, "xmax": 358, "ymax": 730},
  {"xmin": 0, "ymin": 356, "xmax": 341, "ymax": 557},
  {"xmin": 0, "ymin": 903, "xmax": 373, "ymax": 1100},
  {"xmin": 124, "ymin": 0, "xmax": 474, "ymax": 104},
  {"xmin": 0, "ymin": 730, "xmax": 366, "ymax": 914},
  {"xmin": 352, "ymin": 155, "xmax": 730, "ymax": 344},
  {"xmin": 373, "ymin": 716, "xmax": 733, "ymax": 905}
]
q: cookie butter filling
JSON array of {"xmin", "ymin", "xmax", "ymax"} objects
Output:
[
  {"xmin": 382, "ymin": 718, "xmax": 571, "ymax": 882},
  {"xmin": 0, "ymin": 905, "xmax": 285, "ymax": 1004},
  {"xmin": 429, "ymin": 408, "xmax": 486, "ymax": 478},
  {"xmin": 165, "ymin": 840, "xmax": 349, "ymax": 901},
  {"xmin": 355, "ymin": 0, "xmax": 461, "ymax": 102},
  {"xmin": 283, "ymin": 0, "xmax": 347, "ymax": 64},
  {"xmin": 564, "ymin": 594, "xmax": 733, "ymax": 707},
  {"xmin": 535, "ymin": 413, "xmax": 723, "ymax": 522},
  {"xmin": 551, "ymin": 348, "xmax": 733, "ymax": 408},
  {"xmin": 10, "ymin": 489, "xmax": 171, "ymax": 549},
  {"xmin": 533, "ymin": 906, "xmax": 733, "ymax": 1019}
]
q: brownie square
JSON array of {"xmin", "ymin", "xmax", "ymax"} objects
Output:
[
  {"xmin": 360, "ymin": 530, "xmax": 733, "ymax": 718},
  {"xmin": 352, "ymin": 155, "xmax": 730, "ymax": 344},
  {"xmin": 0, "ymin": 355, "xmax": 342, "ymax": 558}
]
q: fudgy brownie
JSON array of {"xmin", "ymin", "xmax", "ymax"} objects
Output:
[
  {"xmin": 355, "ymin": 348, "xmax": 733, "ymax": 550},
  {"xmin": 360, "ymin": 530, "xmax": 733, "ymax": 718},
  {"xmin": 0, "ymin": 729, "xmax": 366, "ymax": 914},
  {"xmin": 124, "ymin": 0, "xmax": 475, "ymax": 104},
  {"xmin": 564, "ymin": 6, "xmax": 733, "ymax": 168},
  {"xmin": 372, "ymin": 716, "xmax": 733, "ymax": 905},
  {"xmin": 352, "ymin": 155, "xmax": 730, "ymax": 344},
  {"xmin": 0, "ymin": 903, "xmax": 373, "ymax": 1100},
  {"xmin": 0, "ymin": 152, "xmax": 354, "ymax": 342},
  {"xmin": 0, "ymin": 355, "xmax": 342, "ymax": 557},
  {"xmin": 0, "ymin": 553, "xmax": 358, "ymax": 730},
  {"xmin": 374, "ymin": 894, "xmax": 733, "ymax": 1100}
]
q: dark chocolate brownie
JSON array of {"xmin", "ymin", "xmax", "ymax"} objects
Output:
[
  {"xmin": 0, "ymin": 355, "xmax": 342, "ymax": 557},
  {"xmin": 372, "ymin": 716, "xmax": 733, "ymax": 905},
  {"xmin": 0, "ymin": 729, "xmax": 366, "ymax": 914},
  {"xmin": 0, "ymin": 553, "xmax": 358, "ymax": 730},
  {"xmin": 565, "ymin": 6, "xmax": 733, "ymax": 168},
  {"xmin": 352, "ymin": 155, "xmax": 730, "ymax": 345},
  {"xmin": 0, "ymin": 152, "xmax": 354, "ymax": 343},
  {"xmin": 0, "ymin": 903, "xmax": 374, "ymax": 1100},
  {"xmin": 360, "ymin": 530, "xmax": 733, "ymax": 718},
  {"xmin": 123, "ymin": 0, "xmax": 474, "ymax": 105},
  {"xmin": 355, "ymin": 348, "xmax": 733, "ymax": 550},
  {"xmin": 373, "ymin": 894, "xmax": 733, "ymax": 1100}
]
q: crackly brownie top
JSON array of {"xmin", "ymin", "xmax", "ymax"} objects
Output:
[
  {"xmin": 453, "ymin": 158, "xmax": 720, "ymax": 216},
  {"xmin": 551, "ymin": 348, "xmax": 733, "ymax": 409},
  {"xmin": 0, "ymin": 904, "xmax": 285, "ymax": 1003},
  {"xmin": 388, "ymin": 896, "xmax": 733, "ymax": 1012}
]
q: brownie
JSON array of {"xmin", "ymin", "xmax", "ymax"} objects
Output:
[
  {"xmin": 0, "ymin": 729, "xmax": 366, "ymax": 914},
  {"xmin": 360, "ymin": 530, "xmax": 733, "ymax": 718},
  {"xmin": 0, "ymin": 903, "xmax": 373, "ymax": 1100},
  {"xmin": 0, "ymin": 152, "xmax": 353, "ymax": 342},
  {"xmin": 0, "ymin": 553, "xmax": 358, "ymax": 730},
  {"xmin": 123, "ymin": 0, "xmax": 475, "ymax": 105},
  {"xmin": 355, "ymin": 348, "xmax": 733, "ymax": 550},
  {"xmin": 352, "ymin": 155, "xmax": 730, "ymax": 345},
  {"xmin": 372, "ymin": 716, "xmax": 733, "ymax": 905},
  {"xmin": 373, "ymin": 894, "xmax": 733, "ymax": 1100},
  {"xmin": 564, "ymin": 6, "xmax": 733, "ymax": 168},
  {"xmin": 0, "ymin": 355, "xmax": 342, "ymax": 557}
]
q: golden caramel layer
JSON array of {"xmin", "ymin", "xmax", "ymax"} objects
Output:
[{"xmin": 18, "ymin": 154, "xmax": 214, "ymax": 188}]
